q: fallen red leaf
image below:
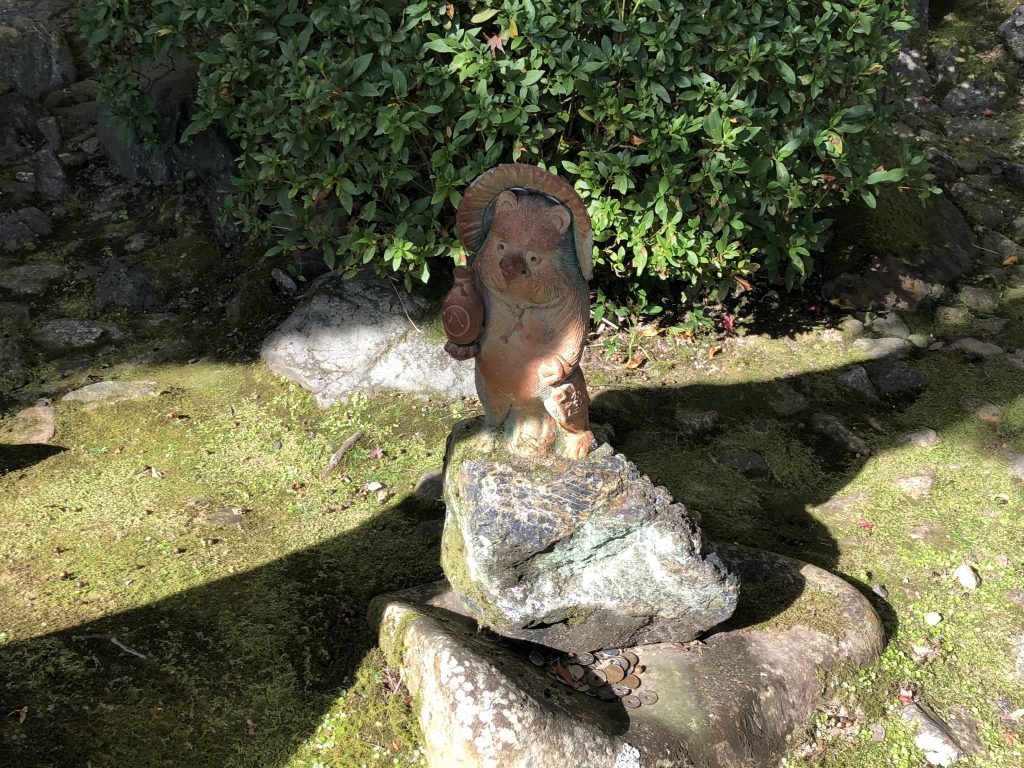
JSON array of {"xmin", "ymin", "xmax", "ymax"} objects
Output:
[
  {"xmin": 486, "ymin": 34, "xmax": 504, "ymax": 54},
  {"xmin": 859, "ymin": 519, "xmax": 874, "ymax": 531}
]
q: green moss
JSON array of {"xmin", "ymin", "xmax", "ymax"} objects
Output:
[{"xmin": 730, "ymin": 583, "xmax": 848, "ymax": 641}]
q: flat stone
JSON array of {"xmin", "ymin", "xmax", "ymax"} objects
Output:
[
  {"xmin": 766, "ymin": 381, "xmax": 807, "ymax": 416},
  {"xmin": 836, "ymin": 365, "xmax": 879, "ymax": 401},
  {"xmin": 441, "ymin": 421, "xmax": 739, "ymax": 652},
  {"xmin": 61, "ymin": 380, "xmax": 162, "ymax": 405},
  {"xmin": 371, "ymin": 543, "xmax": 885, "ymax": 768},
  {"xmin": 961, "ymin": 396, "xmax": 1002, "ymax": 424},
  {"xmin": 1005, "ymin": 452, "xmax": 1024, "ymax": 482},
  {"xmin": 94, "ymin": 260, "xmax": 161, "ymax": 311},
  {"xmin": 0, "ymin": 262, "xmax": 62, "ymax": 296},
  {"xmin": 839, "ymin": 316, "xmax": 864, "ymax": 338},
  {"xmin": 1003, "ymin": 351, "xmax": 1024, "ymax": 371},
  {"xmin": 958, "ymin": 286, "xmax": 999, "ymax": 313},
  {"xmin": 973, "ymin": 317, "xmax": 1007, "ymax": 337},
  {"xmin": 908, "ymin": 520, "xmax": 950, "ymax": 547},
  {"xmin": 810, "ymin": 413, "xmax": 870, "ymax": 455},
  {"xmin": 261, "ymin": 272, "xmax": 473, "ymax": 405},
  {"xmin": 674, "ymin": 408, "xmax": 719, "ymax": 435},
  {"xmin": 945, "ymin": 117, "xmax": 1009, "ymax": 142},
  {"xmin": 869, "ymin": 313, "xmax": 910, "ymax": 339},
  {"xmin": 0, "ymin": 336, "xmax": 25, "ymax": 385},
  {"xmin": 904, "ymin": 428, "xmax": 940, "ymax": 447},
  {"xmin": 901, "ymin": 702, "xmax": 961, "ymax": 766},
  {"xmin": 715, "ymin": 447, "xmax": 770, "ymax": 477},
  {"xmin": 414, "ymin": 469, "xmax": 444, "ymax": 502},
  {"xmin": 854, "ymin": 336, "xmax": 913, "ymax": 360},
  {"xmin": 980, "ymin": 231, "xmax": 1023, "ymax": 264},
  {"xmin": 865, "ymin": 360, "xmax": 930, "ymax": 402},
  {"xmin": 945, "ymin": 337, "xmax": 1004, "ymax": 359},
  {"xmin": 941, "ymin": 79, "xmax": 1004, "ymax": 114},
  {"xmin": 897, "ymin": 49, "xmax": 932, "ymax": 95},
  {"xmin": 0, "ymin": 405, "xmax": 55, "ymax": 444},
  {"xmin": 33, "ymin": 318, "xmax": 122, "ymax": 352},
  {"xmin": 896, "ymin": 469, "xmax": 936, "ymax": 500}
]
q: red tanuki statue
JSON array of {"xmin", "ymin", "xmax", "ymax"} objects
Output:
[{"xmin": 441, "ymin": 164, "xmax": 595, "ymax": 459}]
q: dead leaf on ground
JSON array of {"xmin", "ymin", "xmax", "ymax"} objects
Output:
[
  {"xmin": 625, "ymin": 354, "xmax": 646, "ymax": 369},
  {"xmin": 1003, "ymin": 255, "xmax": 1019, "ymax": 266},
  {"xmin": 136, "ymin": 466, "xmax": 165, "ymax": 479},
  {"xmin": 639, "ymin": 326, "xmax": 662, "ymax": 337},
  {"xmin": 708, "ymin": 345, "xmax": 723, "ymax": 359}
]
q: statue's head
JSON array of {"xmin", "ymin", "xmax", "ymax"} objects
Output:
[{"xmin": 456, "ymin": 164, "xmax": 593, "ymax": 300}]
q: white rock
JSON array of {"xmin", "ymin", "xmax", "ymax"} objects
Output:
[
  {"xmin": 925, "ymin": 611, "xmax": 943, "ymax": 626},
  {"xmin": 953, "ymin": 564, "xmax": 980, "ymax": 590}
]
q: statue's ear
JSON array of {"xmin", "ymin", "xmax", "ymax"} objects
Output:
[
  {"xmin": 494, "ymin": 190, "xmax": 519, "ymax": 214},
  {"xmin": 546, "ymin": 205, "xmax": 572, "ymax": 235}
]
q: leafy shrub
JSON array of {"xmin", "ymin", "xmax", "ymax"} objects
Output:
[{"xmin": 80, "ymin": 0, "xmax": 931, "ymax": 318}]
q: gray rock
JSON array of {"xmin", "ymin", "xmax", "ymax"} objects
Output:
[
  {"xmin": 1004, "ymin": 452, "xmax": 1024, "ymax": 482},
  {"xmin": 0, "ymin": 262, "xmax": 62, "ymax": 296},
  {"xmin": 32, "ymin": 148, "xmax": 67, "ymax": 199},
  {"xmin": 941, "ymin": 79, "xmax": 1004, "ymax": 114},
  {"xmin": 934, "ymin": 305, "xmax": 971, "ymax": 329},
  {"xmin": 33, "ymin": 318, "xmax": 122, "ymax": 352},
  {"xmin": 1000, "ymin": 162, "xmax": 1024, "ymax": 194},
  {"xmin": 907, "ymin": 333, "xmax": 931, "ymax": 348},
  {"xmin": 767, "ymin": 381, "xmax": 807, "ymax": 416},
  {"xmin": 929, "ymin": 44, "xmax": 960, "ymax": 87},
  {"xmin": 998, "ymin": 5, "xmax": 1024, "ymax": 63},
  {"xmin": 870, "ymin": 312, "xmax": 910, "ymax": 339},
  {"xmin": 442, "ymin": 424, "xmax": 739, "ymax": 651},
  {"xmin": 0, "ymin": 15, "xmax": 76, "ymax": 97},
  {"xmin": 0, "ymin": 405, "xmax": 55, "ymax": 443},
  {"xmin": 0, "ymin": 207, "xmax": 51, "ymax": 248},
  {"xmin": 715, "ymin": 447, "xmax": 770, "ymax": 477},
  {"xmin": 958, "ymin": 285, "xmax": 999, "ymax": 313},
  {"xmin": 974, "ymin": 317, "xmax": 1008, "ymax": 337},
  {"xmin": 897, "ymin": 50, "xmax": 933, "ymax": 95},
  {"xmin": 961, "ymin": 395, "xmax": 1003, "ymax": 424},
  {"xmin": 810, "ymin": 413, "xmax": 870, "ymax": 455},
  {"xmin": 866, "ymin": 360, "xmax": 931, "ymax": 401},
  {"xmin": 896, "ymin": 469, "xmax": 936, "ymax": 500},
  {"xmin": 980, "ymin": 231, "xmax": 1023, "ymax": 264},
  {"xmin": 1011, "ymin": 214, "xmax": 1024, "ymax": 242},
  {"xmin": 36, "ymin": 115, "xmax": 60, "ymax": 150},
  {"xmin": 0, "ymin": 301, "xmax": 30, "ymax": 326},
  {"xmin": 905, "ymin": 428, "xmax": 940, "ymax": 447},
  {"xmin": 94, "ymin": 260, "xmax": 161, "ymax": 311},
  {"xmin": 839, "ymin": 316, "xmax": 864, "ymax": 338},
  {"xmin": 372, "ymin": 543, "xmax": 884, "ymax": 768},
  {"xmin": 1003, "ymin": 351, "xmax": 1024, "ymax": 370},
  {"xmin": 854, "ymin": 336, "xmax": 913, "ymax": 360},
  {"xmin": 260, "ymin": 272, "xmax": 474, "ymax": 405},
  {"xmin": 62, "ymin": 380, "xmax": 162, "ymax": 405},
  {"xmin": 270, "ymin": 267, "xmax": 298, "ymax": 297},
  {"xmin": 675, "ymin": 408, "xmax": 720, "ymax": 435},
  {"xmin": 836, "ymin": 365, "xmax": 880, "ymax": 401},
  {"xmin": 124, "ymin": 233, "xmax": 146, "ymax": 253},
  {"xmin": 0, "ymin": 91, "xmax": 46, "ymax": 161},
  {"xmin": 901, "ymin": 702, "xmax": 961, "ymax": 766},
  {"xmin": 945, "ymin": 117, "xmax": 1009, "ymax": 142},
  {"xmin": 924, "ymin": 147, "xmax": 957, "ymax": 183},
  {"xmin": 413, "ymin": 469, "xmax": 444, "ymax": 502},
  {"xmin": 945, "ymin": 337, "xmax": 1005, "ymax": 359}
]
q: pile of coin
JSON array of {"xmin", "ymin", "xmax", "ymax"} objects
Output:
[{"xmin": 528, "ymin": 647, "xmax": 659, "ymax": 709}]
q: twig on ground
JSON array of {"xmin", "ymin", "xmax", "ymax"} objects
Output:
[
  {"xmin": 77, "ymin": 634, "xmax": 148, "ymax": 660},
  {"xmin": 320, "ymin": 429, "xmax": 365, "ymax": 482},
  {"xmin": 388, "ymin": 276, "xmax": 423, "ymax": 334}
]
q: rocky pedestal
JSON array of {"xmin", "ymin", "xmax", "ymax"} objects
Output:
[
  {"xmin": 441, "ymin": 419, "xmax": 739, "ymax": 652},
  {"xmin": 371, "ymin": 543, "xmax": 885, "ymax": 768}
]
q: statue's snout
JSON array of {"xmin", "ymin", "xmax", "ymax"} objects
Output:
[{"xmin": 499, "ymin": 251, "xmax": 527, "ymax": 279}]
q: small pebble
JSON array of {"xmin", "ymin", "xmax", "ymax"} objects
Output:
[
  {"xmin": 868, "ymin": 723, "xmax": 886, "ymax": 742},
  {"xmin": 872, "ymin": 584, "xmax": 889, "ymax": 599},
  {"xmin": 954, "ymin": 563, "xmax": 980, "ymax": 590},
  {"xmin": 273, "ymin": 439, "xmax": 283, "ymax": 450},
  {"xmin": 924, "ymin": 611, "xmax": 943, "ymax": 626},
  {"xmin": 366, "ymin": 481, "xmax": 384, "ymax": 492},
  {"xmin": 172, "ymin": 547, "xmax": 185, "ymax": 555}
]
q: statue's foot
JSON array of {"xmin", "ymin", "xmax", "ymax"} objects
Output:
[{"xmin": 562, "ymin": 430, "xmax": 595, "ymax": 460}]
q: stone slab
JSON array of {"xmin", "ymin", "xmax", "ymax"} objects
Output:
[
  {"xmin": 61, "ymin": 380, "xmax": 162, "ymax": 405},
  {"xmin": 371, "ymin": 543, "xmax": 885, "ymax": 768}
]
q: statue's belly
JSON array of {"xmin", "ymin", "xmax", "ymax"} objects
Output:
[{"xmin": 478, "ymin": 339, "xmax": 541, "ymax": 403}]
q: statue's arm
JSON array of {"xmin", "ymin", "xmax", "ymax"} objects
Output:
[{"xmin": 442, "ymin": 266, "xmax": 484, "ymax": 360}]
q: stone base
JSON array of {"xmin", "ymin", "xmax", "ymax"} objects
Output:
[{"xmin": 370, "ymin": 543, "xmax": 885, "ymax": 768}]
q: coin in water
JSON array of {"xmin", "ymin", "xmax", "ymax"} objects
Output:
[
  {"xmin": 621, "ymin": 674, "xmax": 641, "ymax": 690},
  {"xmin": 574, "ymin": 680, "xmax": 590, "ymax": 692},
  {"xmin": 622, "ymin": 694, "xmax": 641, "ymax": 709},
  {"xmin": 528, "ymin": 650, "xmax": 546, "ymax": 667},
  {"xmin": 609, "ymin": 656, "xmax": 629, "ymax": 670},
  {"xmin": 576, "ymin": 651, "xmax": 595, "ymax": 666},
  {"xmin": 622, "ymin": 652, "xmax": 640, "ymax": 666},
  {"xmin": 585, "ymin": 668, "xmax": 607, "ymax": 687},
  {"xmin": 638, "ymin": 690, "xmax": 659, "ymax": 705},
  {"xmin": 604, "ymin": 664, "xmax": 625, "ymax": 684},
  {"xmin": 568, "ymin": 664, "xmax": 585, "ymax": 680},
  {"xmin": 610, "ymin": 684, "xmax": 631, "ymax": 697}
]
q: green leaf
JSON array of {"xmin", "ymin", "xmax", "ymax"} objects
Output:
[
  {"xmin": 470, "ymin": 9, "xmax": 500, "ymax": 24},
  {"xmin": 349, "ymin": 52, "xmax": 374, "ymax": 79},
  {"xmin": 423, "ymin": 39, "xmax": 456, "ymax": 54},
  {"xmin": 861, "ymin": 189, "xmax": 877, "ymax": 209},
  {"xmin": 866, "ymin": 168, "xmax": 906, "ymax": 184},
  {"xmin": 702, "ymin": 109, "xmax": 723, "ymax": 141},
  {"xmin": 776, "ymin": 60, "xmax": 796, "ymax": 85},
  {"xmin": 521, "ymin": 70, "xmax": 543, "ymax": 87}
]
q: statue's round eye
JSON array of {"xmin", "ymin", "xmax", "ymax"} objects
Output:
[
  {"xmin": 496, "ymin": 241, "xmax": 506, "ymax": 253},
  {"xmin": 529, "ymin": 255, "xmax": 539, "ymax": 262}
]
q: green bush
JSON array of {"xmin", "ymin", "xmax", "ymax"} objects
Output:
[{"xmin": 80, "ymin": 0, "xmax": 932, "ymax": 318}]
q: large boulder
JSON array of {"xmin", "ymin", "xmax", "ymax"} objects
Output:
[
  {"xmin": 999, "ymin": 6, "xmax": 1024, "ymax": 63},
  {"xmin": 372, "ymin": 543, "xmax": 885, "ymax": 768},
  {"xmin": 261, "ymin": 271, "xmax": 473, "ymax": 404},
  {"xmin": 441, "ymin": 420, "xmax": 739, "ymax": 652},
  {"xmin": 0, "ymin": 14, "xmax": 75, "ymax": 97}
]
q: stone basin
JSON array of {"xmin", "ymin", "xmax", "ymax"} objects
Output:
[{"xmin": 370, "ymin": 543, "xmax": 885, "ymax": 768}]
